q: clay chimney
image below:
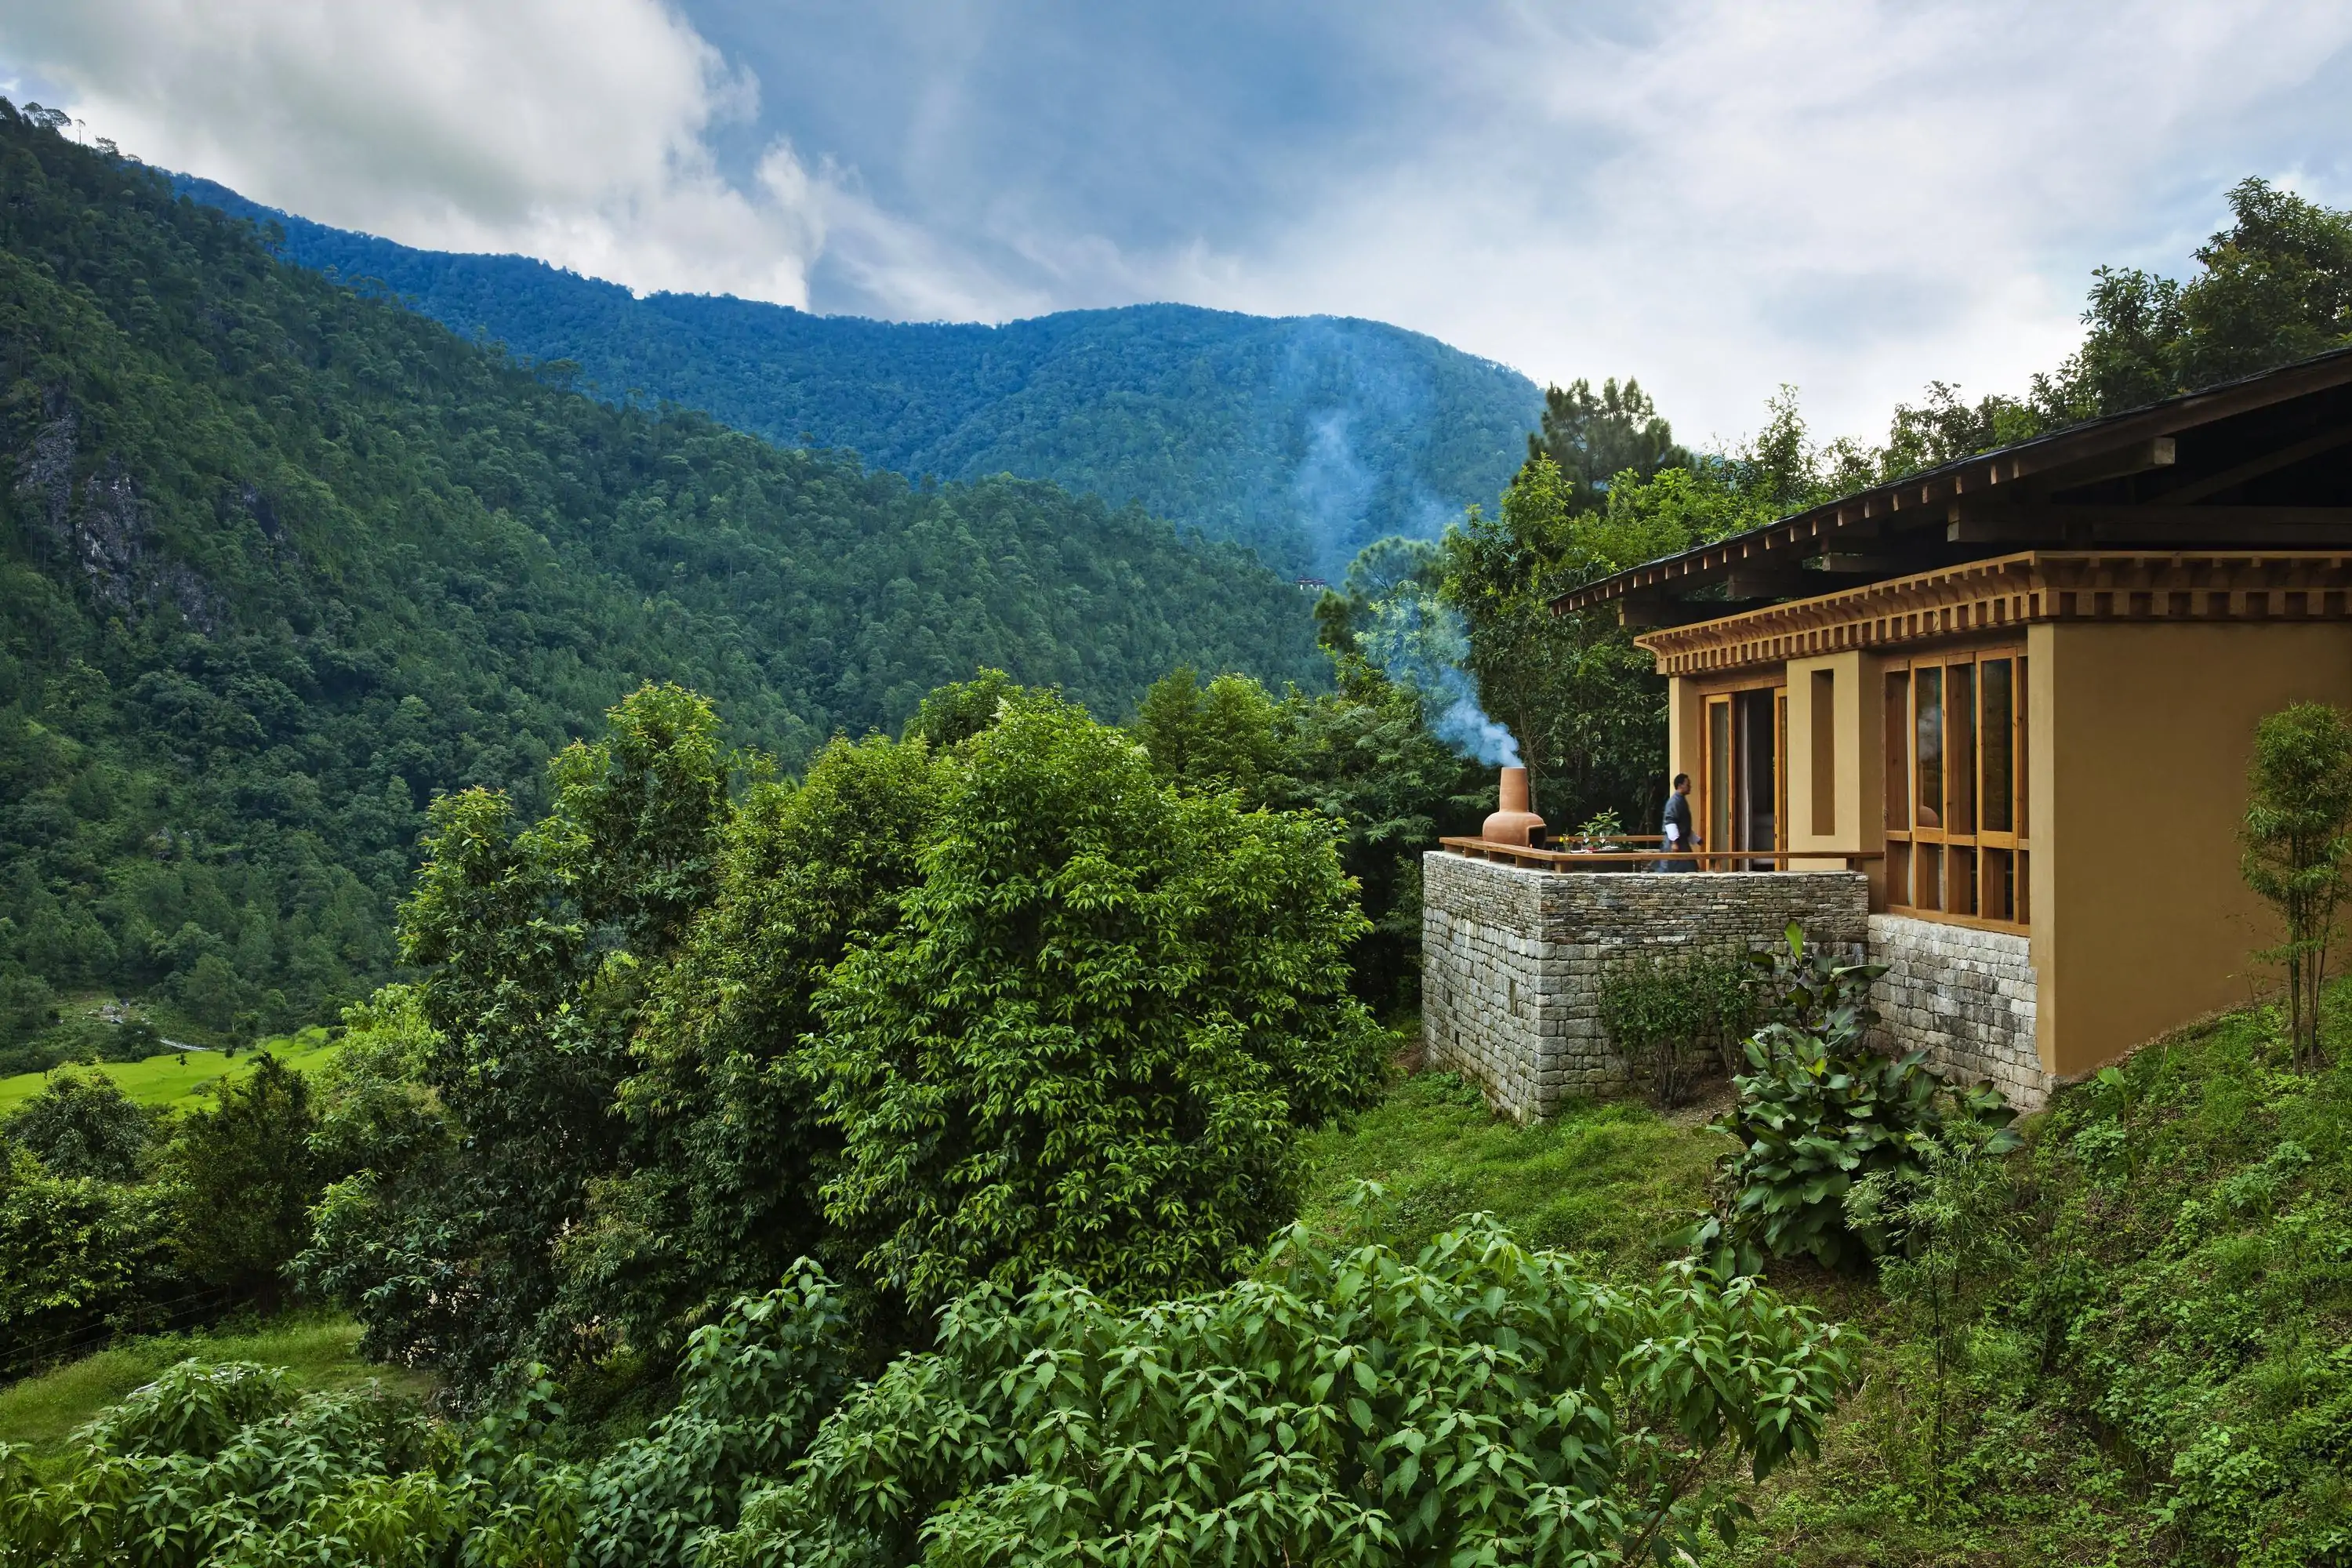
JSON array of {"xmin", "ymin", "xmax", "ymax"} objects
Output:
[{"xmin": 1481, "ymin": 765, "xmax": 1547, "ymax": 848}]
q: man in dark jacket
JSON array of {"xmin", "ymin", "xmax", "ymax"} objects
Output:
[{"xmin": 1658, "ymin": 772, "xmax": 1699, "ymax": 871}]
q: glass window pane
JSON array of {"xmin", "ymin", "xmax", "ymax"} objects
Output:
[
  {"xmin": 1985, "ymin": 848, "xmax": 2015, "ymax": 921},
  {"xmin": 1915, "ymin": 666, "xmax": 1943, "ymax": 829},
  {"xmin": 2015, "ymin": 659, "xmax": 2029, "ymax": 840},
  {"xmin": 1884, "ymin": 671, "xmax": 1910, "ymax": 831},
  {"xmin": 1708, "ymin": 699, "xmax": 1732, "ymax": 860},
  {"xmin": 1739, "ymin": 689, "xmax": 1777, "ymax": 853},
  {"xmin": 1981, "ymin": 659, "xmax": 2014, "ymax": 834},
  {"xmin": 1948, "ymin": 663, "xmax": 1975, "ymax": 836}
]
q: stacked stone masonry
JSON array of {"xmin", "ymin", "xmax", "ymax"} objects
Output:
[
  {"xmin": 1421, "ymin": 851, "xmax": 2051, "ymax": 1120},
  {"xmin": 1421, "ymin": 852, "xmax": 1867, "ymax": 1120},
  {"xmin": 1868, "ymin": 913, "xmax": 2050, "ymax": 1110}
]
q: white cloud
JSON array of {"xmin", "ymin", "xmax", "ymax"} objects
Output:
[
  {"xmin": 5, "ymin": 0, "xmax": 2350, "ymax": 449},
  {"xmin": 1187, "ymin": 0, "xmax": 2352, "ymax": 445},
  {"xmin": 0, "ymin": 0, "xmax": 836, "ymax": 305}
]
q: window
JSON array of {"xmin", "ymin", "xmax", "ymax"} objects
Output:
[
  {"xmin": 1886, "ymin": 650, "xmax": 2028, "ymax": 927},
  {"xmin": 1700, "ymin": 683, "xmax": 1787, "ymax": 868}
]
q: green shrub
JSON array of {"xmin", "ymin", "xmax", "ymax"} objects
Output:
[
  {"xmin": 1, "ymin": 1066, "xmax": 158, "ymax": 1181},
  {"xmin": 706, "ymin": 1217, "xmax": 1851, "ymax": 1567},
  {"xmin": 2241, "ymin": 700, "xmax": 2352, "ymax": 1069},
  {"xmin": 166, "ymin": 1052, "xmax": 323, "ymax": 1305},
  {"xmin": 1597, "ymin": 950, "xmax": 1752, "ymax": 1105},
  {"xmin": 575, "ymin": 1265, "xmax": 852, "ymax": 1568},
  {"xmin": 0, "ymin": 1147, "xmax": 187, "ymax": 1377},
  {"xmin": 1708, "ymin": 1028, "xmax": 2017, "ymax": 1272},
  {"xmin": 0, "ymin": 1365, "xmax": 577, "ymax": 1568},
  {"xmin": 1745, "ymin": 920, "xmax": 1886, "ymax": 1042}
]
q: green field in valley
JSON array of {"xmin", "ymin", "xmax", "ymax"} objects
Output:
[{"xmin": 0, "ymin": 1028, "xmax": 342, "ymax": 1116}]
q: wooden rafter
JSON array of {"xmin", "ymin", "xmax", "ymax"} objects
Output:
[
  {"xmin": 1557, "ymin": 347, "xmax": 2352, "ymax": 616},
  {"xmin": 1632, "ymin": 550, "xmax": 2352, "ymax": 676}
]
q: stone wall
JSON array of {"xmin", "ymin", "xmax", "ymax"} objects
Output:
[
  {"xmin": 1870, "ymin": 913, "xmax": 2049, "ymax": 1110},
  {"xmin": 1421, "ymin": 852, "xmax": 1870, "ymax": 1120}
]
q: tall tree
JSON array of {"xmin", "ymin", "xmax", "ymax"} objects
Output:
[
  {"xmin": 1523, "ymin": 376, "xmax": 1690, "ymax": 510},
  {"xmin": 809, "ymin": 695, "xmax": 1386, "ymax": 1316},
  {"xmin": 305, "ymin": 684, "xmax": 736, "ymax": 1386},
  {"xmin": 2036, "ymin": 178, "xmax": 2352, "ymax": 419}
]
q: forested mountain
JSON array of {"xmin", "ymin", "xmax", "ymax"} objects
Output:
[
  {"xmin": 0, "ymin": 103, "xmax": 1323, "ymax": 1056},
  {"xmin": 175, "ymin": 176, "xmax": 1542, "ymax": 577}
]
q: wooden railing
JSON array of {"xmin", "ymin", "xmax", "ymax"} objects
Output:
[{"xmin": 1438, "ymin": 837, "xmax": 1883, "ymax": 873}]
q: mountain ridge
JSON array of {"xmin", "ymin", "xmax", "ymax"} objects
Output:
[
  {"xmin": 0, "ymin": 108, "xmax": 1322, "ymax": 1054},
  {"xmin": 172, "ymin": 175, "xmax": 1544, "ymax": 575}
]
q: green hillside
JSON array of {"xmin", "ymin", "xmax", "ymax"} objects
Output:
[
  {"xmin": 0, "ymin": 103, "xmax": 1323, "ymax": 1062},
  {"xmin": 175, "ymin": 176, "xmax": 1543, "ymax": 578},
  {"xmin": 0, "ymin": 1029, "xmax": 339, "ymax": 1116}
]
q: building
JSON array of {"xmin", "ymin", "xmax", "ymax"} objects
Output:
[
  {"xmin": 1547, "ymin": 346, "xmax": 2352, "ymax": 1087},
  {"xmin": 1421, "ymin": 348, "xmax": 2352, "ymax": 1119}
]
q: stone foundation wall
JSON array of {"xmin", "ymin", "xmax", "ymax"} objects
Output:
[
  {"xmin": 1421, "ymin": 852, "xmax": 1870, "ymax": 1120},
  {"xmin": 1870, "ymin": 913, "xmax": 2049, "ymax": 1110}
]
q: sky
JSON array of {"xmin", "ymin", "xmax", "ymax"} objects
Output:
[{"xmin": 3, "ymin": 1, "xmax": 2350, "ymax": 448}]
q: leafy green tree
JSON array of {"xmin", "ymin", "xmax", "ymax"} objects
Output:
[
  {"xmin": 305, "ymin": 685, "xmax": 736, "ymax": 1385},
  {"xmin": 1269, "ymin": 657, "xmax": 1486, "ymax": 1003},
  {"xmin": 0, "ymin": 1145, "xmax": 185, "ymax": 1375},
  {"xmin": 583, "ymin": 734, "xmax": 946, "ymax": 1358},
  {"xmin": 901, "ymin": 667, "xmax": 1052, "ymax": 750},
  {"xmin": 2035, "ymin": 178, "xmax": 2352, "ymax": 419},
  {"xmin": 1523, "ymin": 375, "xmax": 1691, "ymax": 510},
  {"xmin": 0, "ymin": 1065, "xmax": 156, "ymax": 1181},
  {"xmin": 809, "ymin": 695, "xmax": 1387, "ymax": 1314},
  {"xmin": 1440, "ymin": 455, "xmax": 1715, "ymax": 826},
  {"xmin": 707, "ymin": 1218, "xmax": 1851, "ymax": 1568},
  {"xmin": 2240, "ymin": 701, "xmax": 2352, "ymax": 1069},
  {"xmin": 1131, "ymin": 663, "xmax": 1287, "ymax": 796},
  {"xmin": 167, "ymin": 1052, "xmax": 321, "ymax": 1307},
  {"xmin": 303, "ymin": 985, "xmax": 449, "ymax": 1187}
]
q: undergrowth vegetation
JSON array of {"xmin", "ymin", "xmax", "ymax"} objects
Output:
[{"xmin": 1715, "ymin": 992, "xmax": 2352, "ymax": 1567}]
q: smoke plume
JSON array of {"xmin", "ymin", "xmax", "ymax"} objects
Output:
[{"xmin": 1357, "ymin": 586, "xmax": 1522, "ymax": 768}]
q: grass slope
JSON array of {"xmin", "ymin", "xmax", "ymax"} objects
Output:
[
  {"xmin": 1309, "ymin": 1009, "xmax": 2352, "ymax": 1566},
  {"xmin": 1299, "ymin": 1069, "xmax": 1726, "ymax": 1276},
  {"xmin": 0, "ymin": 1027, "xmax": 339, "ymax": 1114},
  {"xmin": 0, "ymin": 1313, "xmax": 430, "ymax": 1476},
  {"xmin": 1713, "ymin": 998, "xmax": 2352, "ymax": 1568}
]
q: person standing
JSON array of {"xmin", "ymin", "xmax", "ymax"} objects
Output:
[{"xmin": 1658, "ymin": 772, "xmax": 1699, "ymax": 871}]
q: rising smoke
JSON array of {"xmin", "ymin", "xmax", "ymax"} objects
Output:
[{"xmin": 1356, "ymin": 585, "xmax": 1523, "ymax": 768}]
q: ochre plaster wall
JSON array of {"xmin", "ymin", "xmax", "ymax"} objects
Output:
[
  {"xmin": 2035, "ymin": 619, "xmax": 2352, "ymax": 1076},
  {"xmin": 1665, "ymin": 675, "xmax": 1701, "ymax": 814},
  {"xmin": 1784, "ymin": 652, "xmax": 1883, "ymax": 893}
]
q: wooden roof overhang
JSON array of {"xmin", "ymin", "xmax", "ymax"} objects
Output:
[
  {"xmin": 1636, "ymin": 550, "xmax": 2352, "ymax": 677},
  {"xmin": 1555, "ymin": 346, "xmax": 2352, "ymax": 631}
]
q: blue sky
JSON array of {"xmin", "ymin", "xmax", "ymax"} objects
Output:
[{"xmin": 4, "ymin": 2, "xmax": 2350, "ymax": 445}]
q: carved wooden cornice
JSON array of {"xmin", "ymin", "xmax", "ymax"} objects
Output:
[{"xmin": 1633, "ymin": 550, "xmax": 2352, "ymax": 676}]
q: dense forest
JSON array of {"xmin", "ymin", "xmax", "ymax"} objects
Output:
[
  {"xmin": 173, "ymin": 175, "xmax": 1542, "ymax": 578},
  {"xmin": 0, "ymin": 104, "xmax": 1327, "ymax": 1063}
]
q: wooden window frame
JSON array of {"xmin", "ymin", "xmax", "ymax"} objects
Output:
[
  {"xmin": 1694, "ymin": 673, "xmax": 1788, "ymax": 870},
  {"xmin": 1882, "ymin": 644, "xmax": 2029, "ymax": 930}
]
